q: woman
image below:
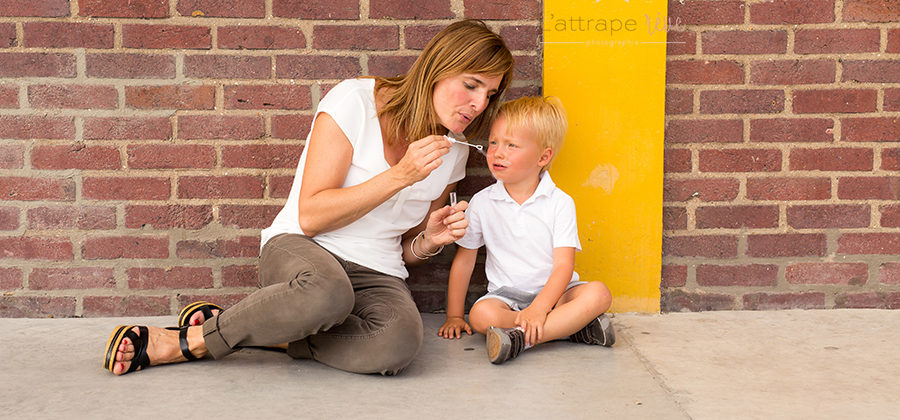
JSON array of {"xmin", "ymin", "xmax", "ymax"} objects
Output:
[{"xmin": 104, "ymin": 19, "xmax": 514, "ymax": 376}]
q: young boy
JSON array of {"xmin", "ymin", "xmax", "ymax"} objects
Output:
[{"xmin": 438, "ymin": 96, "xmax": 615, "ymax": 364}]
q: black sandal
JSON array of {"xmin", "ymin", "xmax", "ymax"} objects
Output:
[
  {"xmin": 103, "ymin": 325, "xmax": 199, "ymax": 375},
  {"xmin": 178, "ymin": 301, "xmax": 223, "ymax": 328}
]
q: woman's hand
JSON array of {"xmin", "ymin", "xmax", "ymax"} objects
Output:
[
  {"xmin": 420, "ymin": 200, "xmax": 469, "ymax": 251},
  {"xmin": 390, "ymin": 135, "xmax": 451, "ymax": 186},
  {"xmin": 438, "ymin": 316, "xmax": 473, "ymax": 339}
]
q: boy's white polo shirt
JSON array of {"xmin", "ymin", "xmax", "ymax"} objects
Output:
[{"xmin": 456, "ymin": 172, "xmax": 582, "ymax": 294}]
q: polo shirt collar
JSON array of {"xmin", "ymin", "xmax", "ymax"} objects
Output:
[{"xmin": 489, "ymin": 171, "xmax": 556, "ymax": 205}]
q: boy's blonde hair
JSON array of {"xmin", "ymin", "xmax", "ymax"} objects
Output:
[{"xmin": 497, "ymin": 96, "xmax": 568, "ymax": 170}]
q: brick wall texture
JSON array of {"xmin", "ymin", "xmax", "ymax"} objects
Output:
[{"xmin": 1, "ymin": 0, "xmax": 898, "ymax": 317}]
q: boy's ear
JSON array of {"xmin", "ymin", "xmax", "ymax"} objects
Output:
[{"xmin": 538, "ymin": 147, "xmax": 553, "ymax": 168}]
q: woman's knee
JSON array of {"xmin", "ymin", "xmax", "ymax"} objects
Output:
[{"xmin": 362, "ymin": 310, "xmax": 424, "ymax": 376}]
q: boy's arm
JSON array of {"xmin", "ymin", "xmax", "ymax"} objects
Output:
[
  {"xmin": 515, "ymin": 246, "xmax": 576, "ymax": 345},
  {"xmin": 438, "ymin": 246, "xmax": 479, "ymax": 339}
]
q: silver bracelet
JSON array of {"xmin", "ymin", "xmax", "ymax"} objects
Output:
[{"xmin": 411, "ymin": 231, "xmax": 443, "ymax": 260}]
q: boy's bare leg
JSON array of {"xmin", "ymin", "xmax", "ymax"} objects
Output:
[
  {"xmin": 536, "ymin": 281, "xmax": 612, "ymax": 344},
  {"xmin": 468, "ymin": 299, "xmax": 519, "ymax": 334}
]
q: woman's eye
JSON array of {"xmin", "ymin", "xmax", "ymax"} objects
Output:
[{"xmin": 464, "ymin": 83, "xmax": 475, "ymax": 90}]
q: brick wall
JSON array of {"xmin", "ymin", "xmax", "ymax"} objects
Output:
[
  {"xmin": 663, "ymin": 0, "xmax": 900, "ymax": 310},
  {"xmin": 0, "ymin": 0, "xmax": 541, "ymax": 317}
]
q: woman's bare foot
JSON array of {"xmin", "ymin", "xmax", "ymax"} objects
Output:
[
  {"xmin": 111, "ymin": 326, "xmax": 207, "ymax": 375},
  {"xmin": 188, "ymin": 308, "xmax": 220, "ymax": 326}
]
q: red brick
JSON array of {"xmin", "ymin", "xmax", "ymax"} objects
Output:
[
  {"xmin": 663, "ymin": 206, "xmax": 688, "ymax": 230},
  {"xmin": 793, "ymin": 89, "xmax": 877, "ymax": 114},
  {"xmin": 750, "ymin": 118, "xmax": 834, "ymax": 143},
  {"xmin": 666, "ymin": 31, "xmax": 696, "ymax": 56},
  {"xmin": 750, "ymin": 59, "xmax": 835, "ymax": 85},
  {"xmin": 842, "ymin": 117, "xmax": 900, "ymax": 142},
  {"xmin": 697, "ymin": 264, "xmax": 777, "ymax": 287},
  {"xmin": 880, "ymin": 262, "xmax": 900, "ymax": 284},
  {"xmin": 884, "ymin": 148, "xmax": 900, "ymax": 170},
  {"xmin": 219, "ymin": 26, "xmax": 306, "ymax": 50},
  {"xmin": 276, "ymin": 55, "xmax": 361, "ymax": 79},
  {"xmin": 794, "ymin": 29, "xmax": 880, "ymax": 54},
  {"xmin": 839, "ymin": 233, "xmax": 900, "ymax": 255},
  {"xmin": 464, "ymin": 0, "xmax": 539, "ymax": 19},
  {"xmin": 370, "ymin": 0, "xmax": 451, "ymax": 19},
  {"xmin": 185, "ymin": 55, "xmax": 270, "ymax": 79},
  {"xmin": 178, "ymin": 175, "xmax": 264, "ymax": 199},
  {"xmin": 699, "ymin": 149, "xmax": 781, "ymax": 173},
  {"xmin": 313, "ymin": 25, "xmax": 398, "ymax": 50},
  {"xmin": 125, "ymin": 205, "xmax": 213, "ymax": 229},
  {"xmin": 844, "ymin": 60, "xmax": 900, "ymax": 84},
  {"xmin": 82, "ymin": 296, "xmax": 169, "ymax": 317},
  {"xmin": 0, "ymin": 297, "xmax": 75, "ymax": 318},
  {"xmin": 0, "ymin": 144, "xmax": 23, "ymax": 168},
  {"xmin": 123, "ymin": 25, "xmax": 211, "ymax": 49},
  {"xmin": 224, "ymin": 85, "xmax": 311, "ymax": 110},
  {"xmin": 0, "ymin": 177, "xmax": 75, "ymax": 201},
  {"xmin": 80, "ymin": 0, "xmax": 167, "ymax": 17},
  {"xmin": 843, "ymin": 0, "xmax": 900, "ymax": 22},
  {"xmin": 0, "ymin": 267, "xmax": 21, "ymax": 289},
  {"xmin": 838, "ymin": 177, "xmax": 900, "ymax": 200},
  {"xmin": 883, "ymin": 205, "xmax": 900, "ymax": 228},
  {"xmin": 499, "ymin": 25, "xmax": 540, "ymax": 51},
  {"xmin": 272, "ymin": 114, "xmax": 312, "ymax": 140},
  {"xmin": 664, "ymin": 148, "xmax": 691, "ymax": 173},
  {"xmin": 0, "ymin": 116, "xmax": 74, "ymax": 140},
  {"xmin": 667, "ymin": 60, "xmax": 743, "ymax": 85},
  {"xmin": 87, "ymin": 53, "xmax": 175, "ymax": 79},
  {"xmin": 221, "ymin": 145, "xmax": 302, "ymax": 169},
  {"xmin": 700, "ymin": 90, "xmax": 784, "ymax": 114},
  {"xmin": 787, "ymin": 205, "xmax": 870, "ymax": 229},
  {"xmin": 666, "ymin": 89, "xmax": 692, "ymax": 115},
  {"xmin": 885, "ymin": 88, "xmax": 900, "ymax": 111},
  {"xmin": 368, "ymin": 55, "xmax": 418, "ymax": 78},
  {"xmin": 82, "ymin": 236, "xmax": 169, "ymax": 259},
  {"xmin": 177, "ymin": 0, "xmax": 264, "ymax": 18},
  {"xmin": 0, "ymin": 206, "xmax": 17, "ymax": 230},
  {"xmin": 23, "ymin": 22, "xmax": 113, "ymax": 49},
  {"xmin": 0, "ymin": 83, "xmax": 16, "ymax": 108},
  {"xmin": 223, "ymin": 265, "xmax": 258, "ymax": 287},
  {"xmin": 126, "ymin": 85, "xmax": 215, "ymax": 110},
  {"xmin": 663, "ymin": 178, "xmax": 739, "ymax": 202},
  {"xmin": 790, "ymin": 148, "xmax": 873, "ymax": 171},
  {"xmin": 0, "ymin": 0, "xmax": 69, "ymax": 17},
  {"xmin": 83, "ymin": 177, "xmax": 170, "ymax": 201},
  {"xmin": 888, "ymin": 29, "xmax": 900, "ymax": 53},
  {"xmin": 506, "ymin": 86, "xmax": 541, "ymax": 101},
  {"xmin": 127, "ymin": 144, "xmax": 215, "ymax": 169},
  {"xmin": 273, "ymin": 0, "xmax": 359, "ymax": 19},
  {"xmin": 127, "ymin": 267, "xmax": 213, "ymax": 289},
  {"xmin": 0, "ymin": 53, "xmax": 75, "ymax": 77},
  {"xmin": 743, "ymin": 292, "xmax": 824, "ymax": 310},
  {"xmin": 661, "ymin": 265, "xmax": 687, "ymax": 288},
  {"xmin": 0, "ymin": 237, "xmax": 73, "ymax": 260},
  {"xmin": 0, "ymin": 23, "xmax": 14, "ymax": 47},
  {"xmin": 27, "ymin": 206, "xmax": 116, "ymax": 230},
  {"xmin": 513, "ymin": 55, "xmax": 541, "ymax": 80},
  {"xmin": 84, "ymin": 117, "xmax": 172, "ymax": 140},
  {"xmin": 662, "ymin": 290, "xmax": 736, "ymax": 312},
  {"xmin": 662, "ymin": 235, "xmax": 738, "ymax": 258},
  {"xmin": 178, "ymin": 115, "xmax": 264, "ymax": 140},
  {"xmin": 703, "ymin": 31, "xmax": 787, "ymax": 55},
  {"xmin": 666, "ymin": 119, "xmax": 742, "ymax": 144},
  {"xmin": 747, "ymin": 177, "xmax": 831, "ymax": 201},
  {"xmin": 29, "ymin": 267, "xmax": 115, "ymax": 290},
  {"xmin": 29, "ymin": 85, "xmax": 117, "ymax": 109},
  {"xmin": 404, "ymin": 25, "xmax": 443, "ymax": 50},
  {"xmin": 219, "ymin": 205, "xmax": 281, "ymax": 229},
  {"xmin": 750, "ymin": 0, "xmax": 835, "ymax": 23},
  {"xmin": 747, "ymin": 234, "xmax": 826, "ymax": 257},
  {"xmin": 696, "ymin": 205, "xmax": 779, "ymax": 229},
  {"xmin": 666, "ymin": 0, "xmax": 744, "ymax": 25},
  {"xmin": 835, "ymin": 292, "xmax": 891, "ymax": 309},
  {"xmin": 269, "ymin": 175, "xmax": 295, "ymax": 198},
  {"xmin": 31, "ymin": 144, "xmax": 120, "ymax": 170},
  {"xmin": 176, "ymin": 236, "xmax": 260, "ymax": 259},
  {"xmin": 786, "ymin": 262, "xmax": 867, "ymax": 285}
]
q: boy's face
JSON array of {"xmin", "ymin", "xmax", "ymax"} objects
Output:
[{"xmin": 486, "ymin": 115, "xmax": 552, "ymax": 187}]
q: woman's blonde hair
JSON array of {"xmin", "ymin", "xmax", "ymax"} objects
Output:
[
  {"xmin": 375, "ymin": 19, "xmax": 514, "ymax": 144},
  {"xmin": 497, "ymin": 96, "xmax": 568, "ymax": 170}
]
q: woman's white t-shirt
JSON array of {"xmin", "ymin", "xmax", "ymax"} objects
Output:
[{"xmin": 261, "ymin": 78, "xmax": 469, "ymax": 279}]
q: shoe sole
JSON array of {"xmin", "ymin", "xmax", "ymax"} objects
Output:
[
  {"xmin": 486, "ymin": 326, "xmax": 511, "ymax": 364},
  {"xmin": 103, "ymin": 325, "xmax": 133, "ymax": 373},
  {"xmin": 595, "ymin": 315, "xmax": 615, "ymax": 347}
]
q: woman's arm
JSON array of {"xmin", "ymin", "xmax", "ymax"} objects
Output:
[
  {"xmin": 400, "ymin": 183, "xmax": 468, "ymax": 266},
  {"xmin": 297, "ymin": 112, "xmax": 451, "ymax": 237}
]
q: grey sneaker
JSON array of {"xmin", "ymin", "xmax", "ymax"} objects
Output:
[
  {"xmin": 570, "ymin": 314, "xmax": 615, "ymax": 347},
  {"xmin": 486, "ymin": 326, "xmax": 526, "ymax": 364}
]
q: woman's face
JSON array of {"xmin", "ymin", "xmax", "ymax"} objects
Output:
[{"xmin": 432, "ymin": 73, "xmax": 503, "ymax": 135}]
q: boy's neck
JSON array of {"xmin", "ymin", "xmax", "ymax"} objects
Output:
[{"xmin": 502, "ymin": 172, "xmax": 543, "ymax": 205}]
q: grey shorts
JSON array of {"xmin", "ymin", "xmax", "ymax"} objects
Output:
[{"xmin": 474, "ymin": 281, "xmax": 587, "ymax": 311}]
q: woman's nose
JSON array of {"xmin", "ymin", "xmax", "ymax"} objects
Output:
[{"xmin": 471, "ymin": 93, "xmax": 488, "ymax": 113}]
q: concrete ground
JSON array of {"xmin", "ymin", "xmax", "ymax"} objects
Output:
[{"xmin": 1, "ymin": 310, "xmax": 897, "ymax": 420}]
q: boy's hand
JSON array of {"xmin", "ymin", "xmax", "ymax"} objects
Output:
[
  {"xmin": 515, "ymin": 307, "xmax": 548, "ymax": 346},
  {"xmin": 438, "ymin": 316, "xmax": 472, "ymax": 339}
]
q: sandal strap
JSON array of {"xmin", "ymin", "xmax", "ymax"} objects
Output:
[
  {"xmin": 123, "ymin": 326, "xmax": 151, "ymax": 374},
  {"xmin": 165, "ymin": 326, "xmax": 199, "ymax": 361}
]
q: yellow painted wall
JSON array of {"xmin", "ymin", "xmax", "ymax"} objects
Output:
[{"xmin": 544, "ymin": 0, "xmax": 668, "ymax": 313}]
